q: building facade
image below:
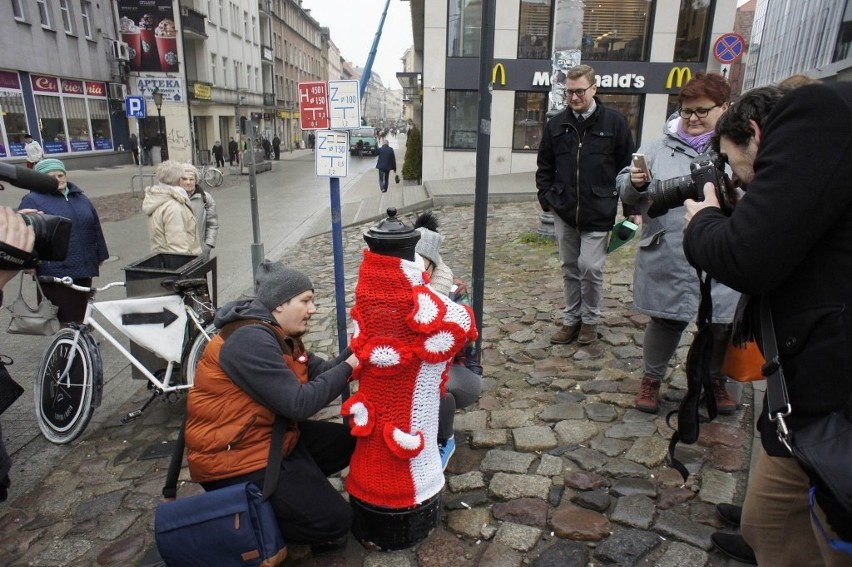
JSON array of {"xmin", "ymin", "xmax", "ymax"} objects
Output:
[
  {"xmin": 409, "ymin": 0, "xmax": 738, "ymax": 182},
  {"xmin": 743, "ymin": 0, "xmax": 852, "ymax": 89},
  {"xmin": 2, "ymin": 0, "xmax": 128, "ymax": 166}
]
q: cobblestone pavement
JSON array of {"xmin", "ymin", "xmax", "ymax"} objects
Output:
[{"xmin": 0, "ymin": 200, "xmax": 755, "ymax": 566}]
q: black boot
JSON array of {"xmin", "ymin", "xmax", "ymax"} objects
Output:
[{"xmin": 711, "ymin": 532, "xmax": 756, "ymax": 565}]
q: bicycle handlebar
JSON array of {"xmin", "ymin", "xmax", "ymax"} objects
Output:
[{"xmin": 39, "ymin": 276, "xmax": 125, "ymax": 293}]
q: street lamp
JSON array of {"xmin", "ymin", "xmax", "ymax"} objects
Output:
[{"xmin": 152, "ymin": 87, "xmax": 168, "ymax": 162}]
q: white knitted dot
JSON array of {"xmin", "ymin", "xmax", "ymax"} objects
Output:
[
  {"xmin": 350, "ymin": 401, "xmax": 369, "ymax": 427},
  {"xmin": 369, "ymin": 344, "xmax": 401, "ymax": 368},
  {"xmin": 424, "ymin": 330, "xmax": 456, "ymax": 355},
  {"xmin": 352, "ymin": 318, "xmax": 360, "ymax": 339},
  {"xmin": 412, "ymin": 291, "xmax": 440, "ymax": 325},
  {"xmin": 443, "ymin": 301, "xmax": 473, "ymax": 332},
  {"xmin": 391, "ymin": 427, "xmax": 422, "ymax": 451}
]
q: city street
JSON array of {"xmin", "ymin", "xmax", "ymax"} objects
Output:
[{"xmin": 0, "ymin": 141, "xmax": 399, "ymax": 499}]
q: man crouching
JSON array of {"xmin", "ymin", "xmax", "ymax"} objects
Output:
[{"xmin": 185, "ymin": 259, "xmax": 359, "ymax": 551}]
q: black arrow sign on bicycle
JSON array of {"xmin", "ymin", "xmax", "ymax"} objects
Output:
[{"xmin": 121, "ymin": 307, "xmax": 180, "ymax": 327}]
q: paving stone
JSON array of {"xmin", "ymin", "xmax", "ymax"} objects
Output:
[
  {"xmin": 571, "ymin": 489, "xmax": 611, "ymax": 513},
  {"xmin": 655, "ymin": 509, "xmax": 715, "ymax": 550},
  {"xmin": 489, "ymin": 473, "xmax": 551, "ymax": 500},
  {"xmin": 493, "ymin": 522, "xmax": 542, "ymax": 552},
  {"xmin": 492, "ymin": 497, "xmax": 548, "ymax": 528},
  {"xmin": 364, "ymin": 552, "xmax": 415, "ymax": 567},
  {"xmin": 444, "ymin": 490, "xmax": 490, "ymax": 511},
  {"xmin": 512, "ymin": 426, "xmax": 557, "ymax": 452},
  {"xmin": 658, "ymin": 487, "xmax": 697, "ymax": 510},
  {"xmin": 28, "ymin": 537, "xmax": 92, "ymax": 566},
  {"xmin": 589, "ymin": 436, "xmax": 630, "ymax": 457},
  {"xmin": 610, "ymin": 494, "xmax": 657, "ymax": 529},
  {"xmin": 415, "ymin": 529, "xmax": 473, "ymax": 566},
  {"xmin": 530, "ymin": 540, "xmax": 590, "ymax": 567},
  {"xmin": 605, "ymin": 421, "xmax": 657, "ymax": 439},
  {"xmin": 563, "ymin": 470, "xmax": 609, "ymax": 491},
  {"xmin": 536, "ymin": 454, "xmax": 563, "ymax": 477},
  {"xmin": 537, "ymin": 402, "xmax": 584, "ymax": 422},
  {"xmin": 624, "ymin": 435, "xmax": 670, "ymax": 468},
  {"xmin": 481, "ymin": 450, "xmax": 536, "ymax": 474},
  {"xmin": 654, "ymin": 541, "xmax": 710, "ymax": 567},
  {"xmin": 698, "ymin": 468, "xmax": 738, "ymax": 505},
  {"xmin": 611, "ymin": 478, "xmax": 657, "ymax": 498},
  {"xmin": 448, "ymin": 471, "xmax": 486, "ymax": 493},
  {"xmin": 476, "ymin": 542, "xmax": 523, "ymax": 567},
  {"xmin": 563, "ymin": 447, "xmax": 608, "ymax": 471},
  {"xmin": 471, "ymin": 429, "xmax": 509, "ymax": 448},
  {"xmin": 549, "ymin": 504, "xmax": 611, "ymax": 541},
  {"xmin": 553, "ymin": 420, "xmax": 599, "ymax": 445},
  {"xmin": 548, "ymin": 485, "xmax": 565, "ymax": 507},
  {"xmin": 489, "ymin": 409, "xmax": 535, "ymax": 429},
  {"xmin": 593, "ymin": 528, "xmax": 661, "ymax": 566},
  {"xmin": 446, "ymin": 507, "xmax": 492, "ymax": 539},
  {"xmin": 454, "ymin": 410, "xmax": 488, "ymax": 432},
  {"xmin": 95, "ymin": 533, "xmax": 147, "ymax": 565},
  {"xmin": 584, "ymin": 402, "xmax": 618, "ymax": 422}
]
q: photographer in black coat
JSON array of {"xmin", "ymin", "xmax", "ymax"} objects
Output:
[{"xmin": 683, "ymin": 82, "xmax": 852, "ymax": 566}]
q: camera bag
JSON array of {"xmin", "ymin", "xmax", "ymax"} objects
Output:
[
  {"xmin": 154, "ymin": 416, "xmax": 288, "ymax": 567},
  {"xmin": 759, "ymin": 297, "xmax": 852, "ymax": 550},
  {"xmin": 6, "ymin": 274, "xmax": 59, "ymax": 336}
]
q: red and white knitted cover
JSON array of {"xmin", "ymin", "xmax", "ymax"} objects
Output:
[{"xmin": 342, "ymin": 249, "xmax": 477, "ymax": 508}]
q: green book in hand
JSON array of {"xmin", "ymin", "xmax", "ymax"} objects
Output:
[{"xmin": 608, "ymin": 218, "xmax": 639, "ymax": 253}]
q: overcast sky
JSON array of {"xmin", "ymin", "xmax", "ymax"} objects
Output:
[{"xmin": 301, "ymin": 0, "xmax": 413, "ymax": 90}]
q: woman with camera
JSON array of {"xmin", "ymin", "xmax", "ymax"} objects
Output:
[
  {"xmin": 18, "ymin": 159, "xmax": 109, "ymax": 324},
  {"xmin": 616, "ymin": 72, "xmax": 739, "ymax": 416}
]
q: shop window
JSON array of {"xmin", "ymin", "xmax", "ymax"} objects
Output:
[
  {"xmin": 448, "ymin": 0, "xmax": 481, "ymax": 57},
  {"xmin": 0, "ymin": 92, "xmax": 28, "ymax": 158},
  {"xmin": 445, "ymin": 90, "xmax": 478, "ymax": 149},
  {"xmin": 512, "ymin": 92, "xmax": 547, "ymax": 151},
  {"xmin": 582, "ymin": 0, "xmax": 652, "ymax": 62},
  {"xmin": 598, "ymin": 93, "xmax": 643, "ymax": 147},
  {"xmin": 65, "ymin": 97, "xmax": 91, "ymax": 151},
  {"xmin": 35, "ymin": 95, "xmax": 68, "ymax": 154},
  {"xmin": 518, "ymin": 0, "xmax": 551, "ymax": 59},
  {"xmin": 89, "ymin": 99, "xmax": 113, "ymax": 150},
  {"xmin": 674, "ymin": 0, "xmax": 711, "ymax": 62}
]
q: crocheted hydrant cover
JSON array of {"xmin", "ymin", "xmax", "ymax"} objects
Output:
[{"xmin": 342, "ymin": 249, "xmax": 477, "ymax": 508}]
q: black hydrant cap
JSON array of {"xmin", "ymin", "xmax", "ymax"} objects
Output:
[{"xmin": 363, "ymin": 207, "xmax": 420, "ymax": 260}]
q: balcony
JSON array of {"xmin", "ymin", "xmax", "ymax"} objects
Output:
[
  {"xmin": 258, "ymin": 0, "xmax": 271, "ymax": 16},
  {"xmin": 180, "ymin": 7, "xmax": 207, "ymax": 40}
]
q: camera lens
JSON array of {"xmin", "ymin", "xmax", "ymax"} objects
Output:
[
  {"xmin": 20, "ymin": 213, "xmax": 72, "ymax": 262},
  {"xmin": 645, "ymin": 176, "xmax": 699, "ymax": 218}
]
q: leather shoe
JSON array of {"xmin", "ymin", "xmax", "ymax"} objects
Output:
[
  {"xmin": 577, "ymin": 323, "xmax": 598, "ymax": 344},
  {"xmin": 711, "ymin": 377, "xmax": 738, "ymax": 415},
  {"xmin": 711, "ymin": 532, "xmax": 756, "ymax": 565},
  {"xmin": 551, "ymin": 323, "xmax": 580, "ymax": 344},
  {"xmin": 716, "ymin": 502, "xmax": 742, "ymax": 527},
  {"xmin": 635, "ymin": 375, "xmax": 661, "ymax": 414}
]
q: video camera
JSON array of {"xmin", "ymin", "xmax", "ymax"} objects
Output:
[
  {"xmin": 645, "ymin": 151, "xmax": 735, "ymax": 218},
  {"xmin": 0, "ymin": 162, "xmax": 72, "ymax": 264}
]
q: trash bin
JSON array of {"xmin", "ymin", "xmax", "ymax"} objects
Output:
[{"xmin": 123, "ymin": 252, "xmax": 218, "ymax": 380}]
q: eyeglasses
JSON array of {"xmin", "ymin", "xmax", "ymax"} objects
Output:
[
  {"xmin": 678, "ymin": 104, "xmax": 720, "ymax": 119},
  {"xmin": 565, "ymin": 85, "xmax": 594, "ymax": 98}
]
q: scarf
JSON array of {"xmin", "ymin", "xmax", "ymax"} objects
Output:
[{"xmin": 677, "ymin": 121, "xmax": 715, "ymax": 154}]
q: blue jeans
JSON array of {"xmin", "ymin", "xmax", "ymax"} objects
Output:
[{"xmin": 378, "ymin": 169, "xmax": 390, "ymax": 192}]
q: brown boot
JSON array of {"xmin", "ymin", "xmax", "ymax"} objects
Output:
[
  {"xmin": 635, "ymin": 375, "xmax": 661, "ymax": 413},
  {"xmin": 577, "ymin": 323, "xmax": 598, "ymax": 345},
  {"xmin": 712, "ymin": 378, "xmax": 738, "ymax": 415},
  {"xmin": 551, "ymin": 323, "xmax": 580, "ymax": 344}
]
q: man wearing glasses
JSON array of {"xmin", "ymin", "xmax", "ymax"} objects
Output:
[{"xmin": 536, "ymin": 64, "xmax": 634, "ymax": 346}]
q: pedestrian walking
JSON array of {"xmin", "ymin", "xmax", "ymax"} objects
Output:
[
  {"xmin": 375, "ymin": 140, "xmax": 396, "ymax": 193},
  {"xmin": 536, "ymin": 64, "xmax": 634, "ymax": 346},
  {"xmin": 272, "ymin": 135, "xmax": 281, "ymax": 160},
  {"xmin": 211, "ymin": 141, "xmax": 225, "ymax": 168},
  {"xmin": 228, "ymin": 137, "xmax": 238, "ymax": 166},
  {"xmin": 129, "ymin": 133, "xmax": 140, "ymax": 165},
  {"xmin": 24, "ymin": 134, "xmax": 43, "ymax": 169},
  {"xmin": 142, "ymin": 136, "xmax": 154, "ymax": 166}
]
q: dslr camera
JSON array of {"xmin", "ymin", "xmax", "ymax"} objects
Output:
[
  {"xmin": 645, "ymin": 151, "xmax": 734, "ymax": 218},
  {"xmin": 0, "ymin": 162, "xmax": 71, "ymax": 265}
]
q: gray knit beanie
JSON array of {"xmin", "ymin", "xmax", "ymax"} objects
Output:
[
  {"xmin": 415, "ymin": 227, "xmax": 443, "ymax": 266},
  {"xmin": 254, "ymin": 260, "xmax": 313, "ymax": 310}
]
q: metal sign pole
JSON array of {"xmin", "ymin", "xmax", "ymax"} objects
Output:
[
  {"xmin": 329, "ymin": 176, "xmax": 348, "ymax": 353},
  {"xmin": 247, "ymin": 120, "xmax": 264, "ymax": 286}
]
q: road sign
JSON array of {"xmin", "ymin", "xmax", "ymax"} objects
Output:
[
  {"xmin": 125, "ymin": 96, "xmax": 146, "ymax": 119},
  {"xmin": 328, "ymin": 80, "xmax": 361, "ymax": 129},
  {"xmin": 298, "ymin": 81, "xmax": 329, "ymax": 130},
  {"xmin": 315, "ymin": 130, "xmax": 348, "ymax": 178},
  {"xmin": 713, "ymin": 33, "xmax": 745, "ymax": 64}
]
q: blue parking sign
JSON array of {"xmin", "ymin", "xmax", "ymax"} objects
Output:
[{"xmin": 125, "ymin": 96, "xmax": 146, "ymax": 119}]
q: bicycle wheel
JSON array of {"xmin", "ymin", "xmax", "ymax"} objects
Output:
[
  {"xmin": 181, "ymin": 324, "xmax": 218, "ymax": 387},
  {"xmin": 34, "ymin": 329, "xmax": 99, "ymax": 444},
  {"xmin": 203, "ymin": 167, "xmax": 224, "ymax": 188}
]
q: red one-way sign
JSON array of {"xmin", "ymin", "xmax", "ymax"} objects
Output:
[{"xmin": 298, "ymin": 82, "xmax": 329, "ymax": 130}]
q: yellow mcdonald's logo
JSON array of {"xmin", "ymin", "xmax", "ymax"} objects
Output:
[
  {"xmin": 491, "ymin": 63, "xmax": 506, "ymax": 86},
  {"xmin": 666, "ymin": 66, "xmax": 692, "ymax": 89}
]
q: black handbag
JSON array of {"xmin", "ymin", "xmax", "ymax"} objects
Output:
[
  {"xmin": 154, "ymin": 417, "xmax": 288, "ymax": 566},
  {"xmin": 0, "ymin": 354, "xmax": 23, "ymax": 416},
  {"xmin": 759, "ymin": 297, "xmax": 852, "ymax": 550}
]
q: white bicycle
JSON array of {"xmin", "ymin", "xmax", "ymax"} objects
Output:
[
  {"xmin": 34, "ymin": 276, "xmax": 216, "ymax": 444},
  {"xmin": 198, "ymin": 163, "xmax": 224, "ymax": 188}
]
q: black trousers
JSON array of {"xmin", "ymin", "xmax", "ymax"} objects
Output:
[{"xmin": 202, "ymin": 420, "xmax": 355, "ymax": 545}]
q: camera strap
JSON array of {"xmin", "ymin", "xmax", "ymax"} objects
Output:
[{"xmin": 0, "ymin": 241, "xmax": 38, "ymax": 271}]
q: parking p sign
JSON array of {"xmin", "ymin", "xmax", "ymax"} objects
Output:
[{"xmin": 125, "ymin": 96, "xmax": 146, "ymax": 119}]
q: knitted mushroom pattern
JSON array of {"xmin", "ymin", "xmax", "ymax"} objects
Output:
[{"xmin": 342, "ymin": 249, "xmax": 477, "ymax": 508}]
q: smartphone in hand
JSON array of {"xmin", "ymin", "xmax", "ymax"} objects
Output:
[{"xmin": 632, "ymin": 153, "xmax": 652, "ymax": 178}]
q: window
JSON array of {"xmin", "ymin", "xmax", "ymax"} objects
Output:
[
  {"xmin": 243, "ymin": 10, "xmax": 249, "ymax": 38},
  {"xmin": 80, "ymin": 1, "xmax": 92, "ymax": 38},
  {"xmin": 88, "ymin": 99, "xmax": 112, "ymax": 150},
  {"xmin": 581, "ymin": 0, "xmax": 652, "ymax": 62},
  {"xmin": 0, "ymin": 91, "xmax": 28, "ymax": 158},
  {"xmin": 65, "ymin": 97, "xmax": 91, "ymax": 151},
  {"xmin": 600, "ymin": 93, "xmax": 642, "ymax": 146},
  {"xmin": 234, "ymin": 60, "xmax": 239, "ymax": 88},
  {"xmin": 59, "ymin": 0, "xmax": 73, "ymax": 33},
  {"xmin": 445, "ymin": 91, "xmax": 478, "ymax": 149},
  {"xmin": 35, "ymin": 95, "xmax": 68, "ymax": 153},
  {"xmin": 512, "ymin": 92, "xmax": 547, "ymax": 150},
  {"xmin": 36, "ymin": 0, "xmax": 51, "ymax": 28},
  {"xmin": 674, "ymin": 0, "xmax": 711, "ymax": 62},
  {"xmin": 222, "ymin": 56, "xmax": 229, "ymax": 86},
  {"xmin": 518, "ymin": 0, "xmax": 551, "ymax": 59},
  {"xmin": 219, "ymin": 0, "xmax": 225, "ymax": 28},
  {"xmin": 12, "ymin": 0, "xmax": 25, "ymax": 21},
  {"xmin": 211, "ymin": 53, "xmax": 217, "ymax": 83},
  {"xmin": 447, "ymin": 0, "xmax": 481, "ymax": 57}
]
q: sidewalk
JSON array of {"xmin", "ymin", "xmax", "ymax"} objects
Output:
[{"xmin": 0, "ymin": 193, "xmax": 757, "ymax": 565}]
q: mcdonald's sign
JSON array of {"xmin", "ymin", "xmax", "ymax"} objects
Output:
[
  {"xmin": 492, "ymin": 63, "xmax": 506, "ymax": 86},
  {"xmin": 666, "ymin": 66, "xmax": 692, "ymax": 89}
]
